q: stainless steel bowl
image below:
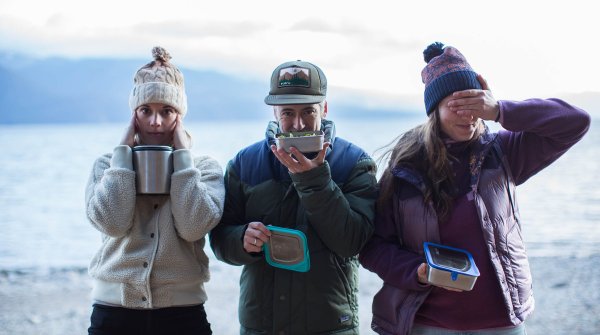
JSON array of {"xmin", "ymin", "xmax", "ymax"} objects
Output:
[
  {"xmin": 275, "ymin": 130, "xmax": 324, "ymax": 153},
  {"xmin": 132, "ymin": 145, "xmax": 173, "ymax": 195}
]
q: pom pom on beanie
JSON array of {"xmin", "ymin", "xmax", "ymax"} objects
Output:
[
  {"xmin": 129, "ymin": 46, "xmax": 188, "ymax": 117},
  {"xmin": 421, "ymin": 42, "xmax": 481, "ymax": 116}
]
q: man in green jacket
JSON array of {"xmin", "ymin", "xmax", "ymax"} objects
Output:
[{"xmin": 209, "ymin": 60, "xmax": 378, "ymax": 334}]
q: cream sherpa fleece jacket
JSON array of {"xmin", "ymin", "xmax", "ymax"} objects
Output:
[{"xmin": 85, "ymin": 145, "xmax": 225, "ymax": 309}]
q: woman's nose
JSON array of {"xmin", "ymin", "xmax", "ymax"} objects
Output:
[{"xmin": 150, "ymin": 113, "xmax": 162, "ymax": 127}]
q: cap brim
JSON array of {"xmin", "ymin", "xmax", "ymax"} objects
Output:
[{"xmin": 264, "ymin": 94, "xmax": 326, "ymax": 106}]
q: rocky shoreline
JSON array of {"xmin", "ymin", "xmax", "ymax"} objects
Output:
[{"xmin": 1, "ymin": 255, "xmax": 598, "ymax": 335}]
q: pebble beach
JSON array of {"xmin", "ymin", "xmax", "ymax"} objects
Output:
[{"xmin": 1, "ymin": 255, "xmax": 599, "ymax": 335}]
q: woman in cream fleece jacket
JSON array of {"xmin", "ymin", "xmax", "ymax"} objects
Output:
[{"xmin": 85, "ymin": 47, "xmax": 225, "ymax": 335}]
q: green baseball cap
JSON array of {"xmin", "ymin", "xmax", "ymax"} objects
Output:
[{"xmin": 264, "ymin": 60, "xmax": 327, "ymax": 105}]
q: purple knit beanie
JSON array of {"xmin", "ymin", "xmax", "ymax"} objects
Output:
[{"xmin": 421, "ymin": 42, "xmax": 482, "ymax": 116}]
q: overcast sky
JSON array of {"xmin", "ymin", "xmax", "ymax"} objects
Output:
[{"xmin": 1, "ymin": 0, "xmax": 597, "ymax": 109}]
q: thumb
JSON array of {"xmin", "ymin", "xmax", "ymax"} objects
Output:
[
  {"xmin": 477, "ymin": 74, "xmax": 491, "ymax": 91},
  {"xmin": 417, "ymin": 263, "xmax": 428, "ymax": 283},
  {"xmin": 316, "ymin": 142, "xmax": 330, "ymax": 162}
]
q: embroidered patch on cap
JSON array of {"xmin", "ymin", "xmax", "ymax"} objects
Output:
[{"xmin": 278, "ymin": 67, "xmax": 310, "ymax": 88}]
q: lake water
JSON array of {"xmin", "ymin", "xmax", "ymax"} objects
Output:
[{"xmin": 0, "ymin": 117, "xmax": 598, "ymax": 272}]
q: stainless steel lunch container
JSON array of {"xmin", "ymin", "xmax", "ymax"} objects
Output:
[
  {"xmin": 132, "ymin": 145, "xmax": 173, "ymax": 195},
  {"xmin": 275, "ymin": 130, "xmax": 324, "ymax": 153},
  {"xmin": 424, "ymin": 242, "xmax": 480, "ymax": 291}
]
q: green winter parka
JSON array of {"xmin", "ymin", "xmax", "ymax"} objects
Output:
[{"xmin": 210, "ymin": 120, "xmax": 378, "ymax": 335}]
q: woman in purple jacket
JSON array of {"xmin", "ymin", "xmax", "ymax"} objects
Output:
[{"xmin": 359, "ymin": 42, "xmax": 590, "ymax": 335}]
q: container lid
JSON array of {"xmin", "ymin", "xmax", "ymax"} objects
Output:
[
  {"xmin": 263, "ymin": 226, "xmax": 310, "ymax": 272},
  {"xmin": 424, "ymin": 242, "xmax": 480, "ymax": 277},
  {"xmin": 132, "ymin": 145, "xmax": 173, "ymax": 152}
]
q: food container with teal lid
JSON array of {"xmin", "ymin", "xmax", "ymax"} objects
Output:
[
  {"xmin": 423, "ymin": 242, "xmax": 480, "ymax": 291},
  {"xmin": 263, "ymin": 226, "xmax": 310, "ymax": 272}
]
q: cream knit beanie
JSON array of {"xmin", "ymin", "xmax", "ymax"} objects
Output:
[{"xmin": 129, "ymin": 46, "xmax": 188, "ymax": 117}]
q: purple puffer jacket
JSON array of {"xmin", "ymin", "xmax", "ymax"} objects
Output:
[{"xmin": 359, "ymin": 99, "xmax": 590, "ymax": 335}]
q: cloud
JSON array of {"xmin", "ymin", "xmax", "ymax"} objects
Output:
[
  {"xmin": 131, "ymin": 20, "xmax": 270, "ymax": 38},
  {"xmin": 1, "ymin": 0, "xmax": 599, "ymax": 99},
  {"xmin": 287, "ymin": 18, "xmax": 418, "ymax": 53},
  {"xmin": 287, "ymin": 18, "xmax": 336, "ymax": 34}
]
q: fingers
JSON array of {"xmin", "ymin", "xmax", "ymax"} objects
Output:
[
  {"xmin": 288, "ymin": 147, "xmax": 311, "ymax": 166},
  {"xmin": 417, "ymin": 263, "xmax": 429, "ymax": 284},
  {"xmin": 451, "ymin": 73, "xmax": 490, "ymax": 101},
  {"xmin": 451, "ymin": 75, "xmax": 490, "ymax": 95},
  {"xmin": 315, "ymin": 142, "xmax": 330, "ymax": 163},
  {"xmin": 243, "ymin": 221, "xmax": 271, "ymax": 253},
  {"xmin": 271, "ymin": 145, "xmax": 297, "ymax": 166},
  {"xmin": 449, "ymin": 86, "xmax": 494, "ymax": 117},
  {"xmin": 451, "ymin": 88, "xmax": 480, "ymax": 99},
  {"xmin": 270, "ymin": 144, "xmax": 328, "ymax": 174},
  {"xmin": 271, "ymin": 145, "xmax": 304, "ymax": 173},
  {"xmin": 447, "ymin": 97, "xmax": 482, "ymax": 118},
  {"xmin": 172, "ymin": 114, "xmax": 191, "ymax": 149},
  {"xmin": 132, "ymin": 112, "xmax": 139, "ymax": 130},
  {"xmin": 173, "ymin": 114, "xmax": 183, "ymax": 135},
  {"xmin": 120, "ymin": 112, "xmax": 138, "ymax": 147},
  {"xmin": 448, "ymin": 96, "xmax": 481, "ymax": 107},
  {"xmin": 248, "ymin": 221, "xmax": 271, "ymax": 236},
  {"xmin": 446, "ymin": 75, "xmax": 497, "ymax": 121},
  {"xmin": 175, "ymin": 114, "xmax": 185, "ymax": 131},
  {"xmin": 448, "ymin": 98, "xmax": 482, "ymax": 112}
]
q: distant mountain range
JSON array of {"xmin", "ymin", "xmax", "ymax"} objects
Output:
[{"xmin": 0, "ymin": 52, "xmax": 418, "ymax": 124}]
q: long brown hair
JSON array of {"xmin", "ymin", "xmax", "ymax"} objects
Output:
[{"xmin": 377, "ymin": 109, "xmax": 484, "ymax": 220}]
